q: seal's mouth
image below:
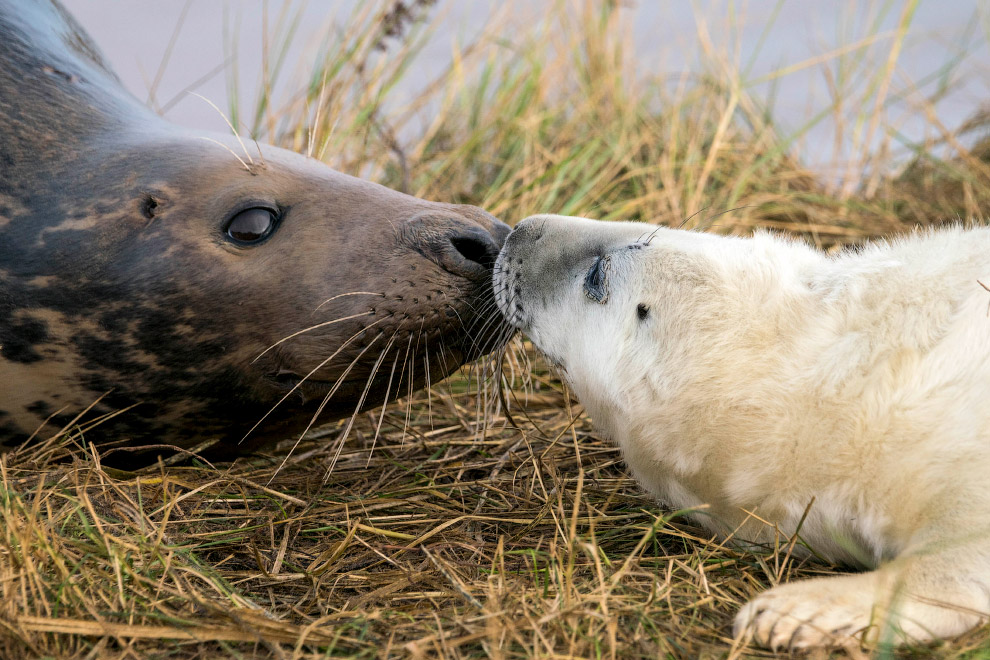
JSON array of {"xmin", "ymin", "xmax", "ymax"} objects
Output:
[
  {"xmin": 268, "ymin": 372, "xmax": 368, "ymax": 395},
  {"xmin": 265, "ymin": 371, "xmax": 392, "ymax": 409},
  {"xmin": 272, "ymin": 372, "xmax": 331, "ymax": 389}
]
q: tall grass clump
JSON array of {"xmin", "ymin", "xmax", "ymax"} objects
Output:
[{"xmin": 4, "ymin": 1, "xmax": 990, "ymax": 658}]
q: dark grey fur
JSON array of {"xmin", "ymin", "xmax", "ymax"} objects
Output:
[{"xmin": 0, "ymin": 0, "xmax": 510, "ymax": 455}]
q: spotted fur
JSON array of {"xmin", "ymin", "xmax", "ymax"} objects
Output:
[{"xmin": 0, "ymin": 0, "xmax": 510, "ymax": 455}]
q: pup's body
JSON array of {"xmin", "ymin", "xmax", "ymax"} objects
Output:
[{"xmin": 493, "ymin": 214, "xmax": 990, "ymax": 649}]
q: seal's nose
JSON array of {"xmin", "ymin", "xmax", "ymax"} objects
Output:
[
  {"xmin": 403, "ymin": 211, "xmax": 509, "ymax": 280},
  {"xmin": 449, "ymin": 229, "xmax": 501, "ymax": 269}
]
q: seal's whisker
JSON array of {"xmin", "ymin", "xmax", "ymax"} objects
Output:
[
  {"xmin": 435, "ymin": 333, "xmax": 457, "ymax": 383},
  {"xmin": 313, "ymin": 291, "xmax": 384, "ymax": 313},
  {"xmin": 395, "ymin": 333, "xmax": 416, "ymax": 446},
  {"xmin": 369, "ymin": 332, "xmax": 404, "ymax": 467},
  {"xmin": 419, "ymin": 335, "xmax": 433, "ymax": 429},
  {"xmin": 464, "ymin": 298, "xmax": 506, "ymax": 347},
  {"xmin": 456, "ymin": 300, "xmax": 512, "ymax": 429},
  {"xmin": 483, "ymin": 329, "xmax": 512, "ymax": 420},
  {"xmin": 463, "ymin": 306, "xmax": 506, "ymax": 370},
  {"xmin": 322, "ymin": 332, "xmax": 393, "ymax": 478},
  {"xmin": 190, "ymin": 92, "xmax": 254, "ymax": 166},
  {"xmin": 442, "ymin": 302, "xmax": 470, "ymax": 335},
  {"xmin": 252, "ymin": 138, "xmax": 266, "ymax": 167},
  {"xmin": 673, "ymin": 205, "xmax": 711, "ymax": 232},
  {"xmin": 306, "ymin": 334, "xmax": 384, "ymax": 437},
  {"xmin": 405, "ymin": 320, "xmax": 427, "ymax": 426},
  {"xmin": 196, "ymin": 137, "xmax": 252, "ymax": 172},
  {"xmin": 699, "ymin": 204, "xmax": 757, "ymax": 232},
  {"xmin": 240, "ymin": 315, "xmax": 391, "ymax": 444},
  {"xmin": 474, "ymin": 348, "xmax": 501, "ymax": 428},
  {"xmin": 463, "ymin": 286, "xmax": 498, "ymax": 311},
  {"xmin": 463, "ymin": 312, "xmax": 511, "ymax": 371},
  {"xmin": 270, "ymin": 331, "xmax": 385, "ymax": 482},
  {"xmin": 441, "ymin": 294, "xmax": 502, "ymax": 359},
  {"xmin": 252, "ymin": 311, "xmax": 375, "ymax": 363},
  {"xmin": 426, "ymin": 333, "xmax": 457, "ymax": 422},
  {"xmin": 435, "ymin": 335, "xmax": 465, "ymax": 424},
  {"xmin": 400, "ymin": 324, "xmax": 427, "ymax": 447},
  {"xmin": 459, "ymin": 294, "xmax": 499, "ymax": 326},
  {"xmin": 488, "ymin": 329, "xmax": 526, "ymax": 427}
]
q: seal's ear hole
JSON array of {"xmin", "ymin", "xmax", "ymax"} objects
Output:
[
  {"xmin": 224, "ymin": 207, "xmax": 279, "ymax": 245},
  {"xmin": 637, "ymin": 303, "xmax": 650, "ymax": 320},
  {"xmin": 140, "ymin": 195, "xmax": 158, "ymax": 220}
]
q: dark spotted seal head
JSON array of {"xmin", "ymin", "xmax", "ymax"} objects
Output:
[{"xmin": 0, "ymin": 0, "xmax": 511, "ymax": 454}]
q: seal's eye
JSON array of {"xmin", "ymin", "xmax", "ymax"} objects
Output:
[
  {"xmin": 637, "ymin": 303, "xmax": 650, "ymax": 320},
  {"xmin": 224, "ymin": 207, "xmax": 278, "ymax": 244}
]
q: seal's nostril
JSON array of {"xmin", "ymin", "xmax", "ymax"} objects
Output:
[
  {"xmin": 403, "ymin": 212, "xmax": 507, "ymax": 278},
  {"xmin": 451, "ymin": 235, "xmax": 497, "ymax": 269}
]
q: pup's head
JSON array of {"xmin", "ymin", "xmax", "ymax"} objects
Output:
[{"xmin": 493, "ymin": 214, "xmax": 753, "ymax": 435}]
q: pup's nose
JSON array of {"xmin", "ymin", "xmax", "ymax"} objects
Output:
[{"xmin": 403, "ymin": 211, "xmax": 509, "ymax": 280}]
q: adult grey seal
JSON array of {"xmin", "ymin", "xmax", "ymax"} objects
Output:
[{"xmin": 0, "ymin": 0, "xmax": 511, "ymax": 455}]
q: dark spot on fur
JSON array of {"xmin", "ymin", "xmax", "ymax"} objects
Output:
[
  {"xmin": 26, "ymin": 400, "xmax": 51, "ymax": 416},
  {"xmin": 131, "ymin": 310, "xmax": 227, "ymax": 370},
  {"xmin": 74, "ymin": 334, "xmax": 149, "ymax": 377},
  {"xmin": 0, "ymin": 421, "xmax": 30, "ymax": 447},
  {"xmin": 1, "ymin": 317, "xmax": 49, "ymax": 363}
]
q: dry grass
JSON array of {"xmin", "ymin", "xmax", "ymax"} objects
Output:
[
  {"xmin": 5, "ymin": 349, "xmax": 990, "ymax": 659},
  {"xmin": 5, "ymin": 1, "xmax": 990, "ymax": 658}
]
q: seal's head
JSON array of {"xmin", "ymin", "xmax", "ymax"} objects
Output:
[
  {"xmin": 0, "ymin": 0, "xmax": 511, "ymax": 453},
  {"xmin": 493, "ymin": 214, "xmax": 772, "ymax": 439}
]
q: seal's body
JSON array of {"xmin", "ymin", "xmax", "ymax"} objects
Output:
[
  {"xmin": 0, "ymin": 0, "xmax": 510, "ymax": 453},
  {"xmin": 494, "ymin": 214, "xmax": 990, "ymax": 649}
]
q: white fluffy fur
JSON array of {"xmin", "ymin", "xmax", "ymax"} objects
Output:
[{"xmin": 493, "ymin": 214, "xmax": 990, "ymax": 649}]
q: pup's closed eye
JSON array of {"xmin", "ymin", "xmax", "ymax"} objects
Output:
[{"xmin": 584, "ymin": 255, "xmax": 611, "ymax": 303}]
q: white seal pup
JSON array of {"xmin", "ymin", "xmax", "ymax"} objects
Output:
[{"xmin": 493, "ymin": 214, "xmax": 990, "ymax": 650}]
